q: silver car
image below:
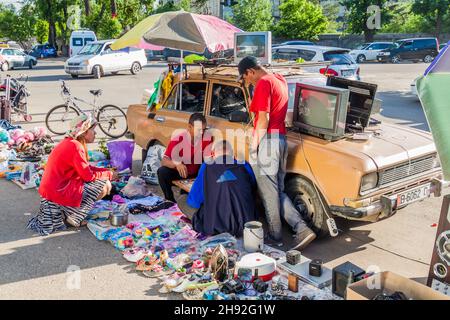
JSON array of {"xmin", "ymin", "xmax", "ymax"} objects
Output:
[
  {"xmin": 0, "ymin": 48, "xmax": 37, "ymax": 71},
  {"xmin": 272, "ymin": 45, "xmax": 361, "ymax": 80}
]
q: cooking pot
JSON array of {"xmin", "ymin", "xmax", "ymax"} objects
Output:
[{"xmin": 110, "ymin": 205, "xmax": 129, "ymax": 226}]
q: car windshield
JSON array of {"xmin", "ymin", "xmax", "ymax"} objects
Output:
[
  {"xmin": 323, "ymin": 51, "xmax": 356, "ymax": 65},
  {"xmin": 355, "ymin": 43, "xmax": 370, "ymax": 50},
  {"xmin": 392, "ymin": 41, "xmax": 403, "ymax": 49},
  {"xmin": 78, "ymin": 43, "xmax": 103, "ymax": 55}
]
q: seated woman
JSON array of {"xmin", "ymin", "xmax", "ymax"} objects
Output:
[
  {"xmin": 187, "ymin": 140, "xmax": 257, "ymax": 237},
  {"xmin": 27, "ymin": 114, "xmax": 117, "ymax": 235}
]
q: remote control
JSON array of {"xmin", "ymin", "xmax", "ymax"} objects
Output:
[{"xmin": 326, "ymin": 218, "xmax": 339, "ymax": 237}]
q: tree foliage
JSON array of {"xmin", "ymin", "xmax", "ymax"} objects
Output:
[
  {"xmin": 231, "ymin": 0, "xmax": 273, "ymax": 32},
  {"xmin": 275, "ymin": 0, "xmax": 328, "ymax": 40},
  {"xmin": 411, "ymin": 0, "xmax": 450, "ymax": 37},
  {"xmin": 340, "ymin": 0, "xmax": 391, "ymax": 42}
]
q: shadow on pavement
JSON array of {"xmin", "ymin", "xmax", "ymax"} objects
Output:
[{"xmin": 378, "ymin": 91, "xmax": 429, "ymax": 132}]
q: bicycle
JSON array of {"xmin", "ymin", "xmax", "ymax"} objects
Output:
[
  {"xmin": 45, "ymin": 80, "xmax": 127, "ymax": 138},
  {"xmin": 0, "ymin": 74, "xmax": 32, "ymax": 122}
]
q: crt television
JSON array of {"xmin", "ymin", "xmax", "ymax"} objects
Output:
[
  {"xmin": 234, "ymin": 31, "xmax": 272, "ymax": 65},
  {"xmin": 293, "ymin": 83, "xmax": 350, "ymax": 141},
  {"xmin": 326, "ymin": 77, "xmax": 378, "ymax": 130}
]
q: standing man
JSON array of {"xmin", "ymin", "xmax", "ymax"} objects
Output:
[
  {"xmin": 238, "ymin": 56, "xmax": 316, "ymax": 250},
  {"xmin": 157, "ymin": 113, "xmax": 212, "ymax": 203}
]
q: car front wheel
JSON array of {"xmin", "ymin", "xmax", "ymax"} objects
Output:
[
  {"xmin": 93, "ymin": 65, "xmax": 102, "ymax": 79},
  {"xmin": 391, "ymin": 55, "xmax": 401, "ymax": 63},
  {"xmin": 130, "ymin": 62, "xmax": 141, "ymax": 75},
  {"xmin": 28, "ymin": 61, "xmax": 33, "ymax": 69},
  {"xmin": 285, "ymin": 176, "xmax": 331, "ymax": 238},
  {"xmin": 423, "ymin": 55, "xmax": 434, "ymax": 63}
]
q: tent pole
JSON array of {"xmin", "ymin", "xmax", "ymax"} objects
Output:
[{"xmin": 179, "ymin": 49, "xmax": 183, "ymax": 111}]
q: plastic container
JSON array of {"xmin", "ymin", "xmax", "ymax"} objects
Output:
[{"xmin": 107, "ymin": 140, "xmax": 135, "ymax": 171}]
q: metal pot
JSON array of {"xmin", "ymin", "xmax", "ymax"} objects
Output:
[{"xmin": 110, "ymin": 206, "xmax": 129, "ymax": 226}]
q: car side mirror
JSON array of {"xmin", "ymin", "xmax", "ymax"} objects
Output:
[{"xmin": 228, "ymin": 111, "xmax": 249, "ymax": 123}]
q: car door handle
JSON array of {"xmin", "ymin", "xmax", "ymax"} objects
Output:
[{"xmin": 155, "ymin": 116, "xmax": 165, "ymax": 122}]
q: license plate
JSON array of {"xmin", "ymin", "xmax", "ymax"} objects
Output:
[
  {"xmin": 396, "ymin": 184, "xmax": 431, "ymax": 206},
  {"xmin": 341, "ymin": 70, "xmax": 353, "ymax": 77}
]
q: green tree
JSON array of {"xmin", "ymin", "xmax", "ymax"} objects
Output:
[
  {"xmin": 35, "ymin": 19, "xmax": 50, "ymax": 43},
  {"xmin": 153, "ymin": 0, "xmax": 190, "ymax": 14},
  {"xmin": 231, "ymin": 0, "xmax": 273, "ymax": 31},
  {"xmin": 340, "ymin": 0, "xmax": 391, "ymax": 42},
  {"xmin": 321, "ymin": 1, "xmax": 343, "ymax": 33},
  {"xmin": 381, "ymin": 2, "xmax": 427, "ymax": 34},
  {"xmin": 411, "ymin": 0, "xmax": 450, "ymax": 37},
  {"xmin": 98, "ymin": 15, "xmax": 122, "ymax": 39},
  {"xmin": 0, "ymin": 4, "xmax": 37, "ymax": 47},
  {"xmin": 275, "ymin": 0, "xmax": 327, "ymax": 40}
]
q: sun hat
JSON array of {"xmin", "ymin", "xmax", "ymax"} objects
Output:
[{"xmin": 67, "ymin": 113, "xmax": 97, "ymax": 139}]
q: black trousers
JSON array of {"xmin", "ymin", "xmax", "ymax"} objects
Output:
[{"xmin": 157, "ymin": 166, "xmax": 182, "ymax": 203}]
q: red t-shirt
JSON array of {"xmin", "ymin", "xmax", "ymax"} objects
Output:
[
  {"xmin": 250, "ymin": 73, "xmax": 288, "ymax": 135},
  {"xmin": 164, "ymin": 131, "xmax": 212, "ymax": 177}
]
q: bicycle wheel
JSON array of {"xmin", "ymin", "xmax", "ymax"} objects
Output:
[
  {"xmin": 97, "ymin": 104, "xmax": 127, "ymax": 138},
  {"xmin": 45, "ymin": 104, "xmax": 80, "ymax": 135}
]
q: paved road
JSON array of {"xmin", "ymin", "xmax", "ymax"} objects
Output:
[{"xmin": 0, "ymin": 60, "xmax": 443, "ymax": 299}]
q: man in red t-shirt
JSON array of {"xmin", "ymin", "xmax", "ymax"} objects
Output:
[
  {"xmin": 157, "ymin": 113, "xmax": 212, "ymax": 202},
  {"xmin": 238, "ymin": 56, "xmax": 316, "ymax": 250}
]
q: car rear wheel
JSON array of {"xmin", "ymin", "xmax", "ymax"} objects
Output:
[
  {"xmin": 130, "ymin": 62, "xmax": 141, "ymax": 75},
  {"xmin": 423, "ymin": 55, "xmax": 434, "ymax": 63},
  {"xmin": 1, "ymin": 62, "xmax": 9, "ymax": 72},
  {"xmin": 391, "ymin": 55, "xmax": 401, "ymax": 64},
  {"xmin": 93, "ymin": 65, "xmax": 102, "ymax": 79},
  {"xmin": 356, "ymin": 54, "xmax": 366, "ymax": 63},
  {"xmin": 285, "ymin": 176, "xmax": 331, "ymax": 238}
]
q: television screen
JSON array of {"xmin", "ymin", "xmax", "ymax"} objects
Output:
[
  {"xmin": 326, "ymin": 77, "xmax": 378, "ymax": 130},
  {"xmin": 297, "ymin": 89, "xmax": 337, "ymax": 130},
  {"xmin": 293, "ymin": 83, "xmax": 350, "ymax": 141},
  {"xmin": 234, "ymin": 32, "xmax": 272, "ymax": 64}
]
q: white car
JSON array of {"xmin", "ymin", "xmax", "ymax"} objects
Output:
[
  {"xmin": 272, "ymin": 45, "xmax": 360, "ymax": 80},
  {"xmin": 0, "ymin": 48, "xmax": 37, "ymax": 71},
  {"xmin": 64, "ymin": 40, "xmax": 147, "ymax": 79},
  {"xmin": 349, "ymin": 42, "xmax": 392, "ymax": 63}
]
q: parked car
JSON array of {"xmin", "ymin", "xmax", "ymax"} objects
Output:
[
  {"xmin": 349, "ymin": 42, "xmax": 392, "ymax": 63},
  {"xmin": 126, "ymin": 65, "xmax": 445, "ymax": 236},
  {"xmin": 69, "ymin": 29, "xmax": 97, "ymax": 57},
  {"xmin": 0, "ymin": 48, "xmax": 37, "ymax": 71},
  {"xmin": 64, "ymin": 40, "xmax": 147, "ymax": 79},
  {"xmin": 377, "ymin": 38, "xmax": 439, "ymax": 63},
  {"xmin": 273, "ymin": 40, "xmax": 315, "ymax": 48},
  {"xmin": 29, "ymin": 44, "xmax": 57, "ymax": 58},
  {"xmin": 272, "ymin": 45, "xmax": 360, "ymax": 80}
]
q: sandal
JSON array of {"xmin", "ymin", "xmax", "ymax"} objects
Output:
[
  {"xmin": 123, "ymin": 248, "xmax": 148, "ymax": 263},
  {"xmin": 182, "ymin": 282, "xmax": 220, "ymax": 300},
  {"xmin": 136, "ymin": 255, "xmax": 160, "ymax": 272},
  {"xmin": 142, "ymin": 265, "xmax": 174, "ymax": 278}
]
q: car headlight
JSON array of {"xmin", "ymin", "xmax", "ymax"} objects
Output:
[
  {"xmin": 433, "ymin": 156, "xmax": 441, "ymax": 168},
  {"xmin": 80, "ymin": 60, "xmax": 89, "ymax": 66},
  {"xmin": 360, "ymin": 172, "xmax": 378, "ymax": 193}
]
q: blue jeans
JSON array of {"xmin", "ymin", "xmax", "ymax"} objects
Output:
[{"xmin": 251, "ymin": 134, "xmax": 308, "ymax": 240}]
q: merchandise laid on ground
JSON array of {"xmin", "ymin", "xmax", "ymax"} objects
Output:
[{"xmin": 1, "ymin": 119, "xmax": 449, "ymax": 301}]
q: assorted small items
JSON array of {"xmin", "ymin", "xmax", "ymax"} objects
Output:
[
  {"xmin": 309, "ymin": 259, "xmax": 323, "ymax": 277},
  {"xmin": 331, "ymin": 261, "xmax": 366, "ymax": 298}
]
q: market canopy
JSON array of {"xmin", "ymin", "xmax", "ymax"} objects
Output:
[
  {"xmin": 416, "ymin": 41, "xmax": 450, "ymax": 180},
  {"xmin": 111, "ymin": 11, "xmax": 242, "ymax": 53}
]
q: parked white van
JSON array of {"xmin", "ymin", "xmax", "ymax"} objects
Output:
[
  {"xmin": 69, "ymin": 29, "xmax": 97, "ymax": 57},
  {"xmin": 64, "ymin": 40, "xmax": 147, "ymax": 79}
]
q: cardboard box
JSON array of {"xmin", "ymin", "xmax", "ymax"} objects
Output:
[{"xmin": 347, "ymin": 271, "xmax": 450, "ymax": 300}]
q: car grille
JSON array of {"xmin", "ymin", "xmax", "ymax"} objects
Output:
[
  {"xmin": 68, "ymin": 62, "xmax": 80, "ymax": 66},
  {"xmin": 378, "ymin": 155, "xmax": 436, "ymax": 187}
]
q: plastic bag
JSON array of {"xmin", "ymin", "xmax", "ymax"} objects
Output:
[
  {"xmin": 120, "ymin": 176, "xmax": 151, "ymax": 199},
  {"xmin": 141, "ymin": 144, "xmax": 166, "ymax": 185}
]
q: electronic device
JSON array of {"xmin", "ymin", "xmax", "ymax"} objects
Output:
[
  {"xmin": 279, "ymin": 258, "xmax": 333, "ymax": 289},
  {"xmin": 427, "ymin": 194, "xmax": 450, "ymax": 296},
  {"xmin": 288, "ymin": 274, "xmax": 299, "ymax": 292},
  {"xmin": 309, "ymin": 259, "xmax": 323, "ymax": 277},
  {"xmin": 286, "ymin": 250, "xmax": 302, "ymax": 265},
  {"xmin": 234, "ymin": 31, "xmax": 272, "ymax": 65},
  {"xmin": 293, "ymin": 83, "xmax": 350, "ymax": 141},
  {"xmin": 326, "ymin": 77, "xmax": 378, "ymax": 131},
  {"xmin": 234, "ymin": 253, "xmax": 277, "ymax": 282},
  {"xmin": 253, "ymin": 278, "xmax": 269, "ymax": 293},
  {"xmin": 332, "ymin": 261, "xmax": 365, "ymax": 298},
  {"xmin": 327, "ymin": 218, "xmax": 339, "ymax": 237},
  {"xmin": 221, "ymin": 279, "xmax": 245, "ymax": 294}
]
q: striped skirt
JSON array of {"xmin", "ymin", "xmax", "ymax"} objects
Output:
[{"xmin": 27, "ymin": 180, "xmax": 107, "ymax": 236}]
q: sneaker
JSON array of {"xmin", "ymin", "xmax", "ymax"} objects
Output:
[
  {"xmin": 291, "ymin": 228, "xmax": 316, "ymax": 251},
  {"xmin": 264, "ymin": 234, "xmax": 284, "ymax": 248}
]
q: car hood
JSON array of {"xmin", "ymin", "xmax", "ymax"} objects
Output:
[
  {"xmin": 67, "ymin": 54, "xmax": 95, "ymax": 63},
  {"xmin": 331, "ymin": 123, "xmax": 436, "ymax": 169}
]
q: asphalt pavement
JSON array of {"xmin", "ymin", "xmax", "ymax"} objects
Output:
[{"xmin": 0, "ymin": 59, "xmax": 443, "ymax": 299}]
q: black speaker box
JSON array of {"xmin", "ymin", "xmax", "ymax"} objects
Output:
[{"xmin": 332, "ymin": 261, "xmax": 365, "ymax": 298}]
